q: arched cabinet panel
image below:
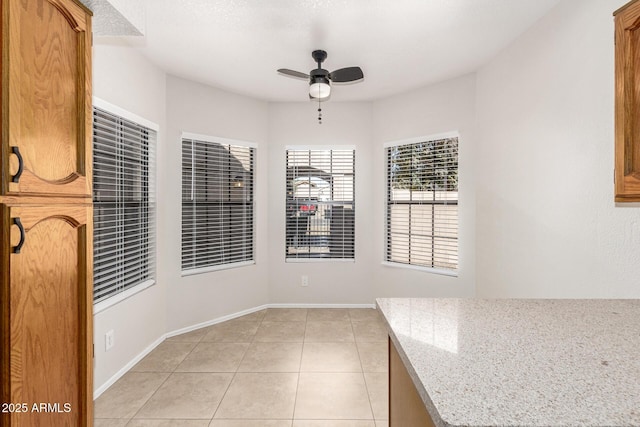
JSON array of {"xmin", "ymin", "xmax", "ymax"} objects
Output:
[
  {"xmin": 1, "ymin": 0, "xmax": 92, "ymax": 197},
  {"xmin": 1, "ymin": 205, "xmax": 93, "ymax": 426}
]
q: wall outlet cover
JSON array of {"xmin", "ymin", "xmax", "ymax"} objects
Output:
[{"xmin": 105, "ymin": 330, "xmax": 115, "ymax": 351}]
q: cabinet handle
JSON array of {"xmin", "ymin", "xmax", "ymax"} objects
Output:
[
  {"xmin": 12, "ymin": 218, "xmax": 25, "ymax": 254},
  {"xmin": 11, "ymin": 146, "xmax": 23, "ymax": 183}
]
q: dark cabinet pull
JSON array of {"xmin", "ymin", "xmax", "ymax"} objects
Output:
[
  {"xmin": 11, "ymin": 146, "xmax": 23, "ymax": 183},
  {"xmin": 12, "ymin": 218, "xmax": 25, "ymax": 254}
]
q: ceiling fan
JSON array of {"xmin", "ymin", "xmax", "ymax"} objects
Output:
[{"xmin": 278, "ymin": 50, "xmax": 364, "ymax": 103}]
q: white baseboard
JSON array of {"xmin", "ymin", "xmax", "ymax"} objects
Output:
[
  {"xmin": 267, "ymin": 303, "xmax": 376, "ymax": 309},
  {"xmin": 93, "ymin": 302, "xmax": 377, "ymax": 399},
  {"xmin": 93, "ymin": 334, "xmax": 166, "ymax": 400},
  {"xmin": 165, "ymin": 303, "xmax": 375, "ymax": 338},
  {"xmin": 165, "ymin": 304, "xmax": 269, "ymax": 338}
]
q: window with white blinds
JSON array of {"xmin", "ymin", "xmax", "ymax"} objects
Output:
[
  {"xmin": 386, "ymin": 135, "xmax": 458, "ymax": 272},
  {"xmin": 286, "ymin": 148, "xmax": 355, "ymax": 260},
  {"xmin": 181, "ymin": 135, "xmax": 255, "ymax": 273},
  {"xmin": 93, "ymin": 106, "xmax": 156, "ymax": 304}
]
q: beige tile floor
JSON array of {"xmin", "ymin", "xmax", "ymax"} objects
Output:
[{"xmin": 95, "ymin": 308, "xmax": 389, "ymax": 427}]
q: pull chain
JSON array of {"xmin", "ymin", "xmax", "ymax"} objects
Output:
[{"xmin": 318, "ymin": 97, "xmax": 322, "ymax": 124}]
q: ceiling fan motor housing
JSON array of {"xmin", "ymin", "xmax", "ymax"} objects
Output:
[{"xmin": 310, "ymin": 68, "xmax": 330, "ymax": 86}]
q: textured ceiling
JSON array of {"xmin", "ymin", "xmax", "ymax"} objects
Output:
[
  {"xmin": 80, "ymin": 0, "xmax": 144, "ymax": 35},
  {"xmin": 127, "ymin": 0, "xmax": 562, "ymax": 102}
]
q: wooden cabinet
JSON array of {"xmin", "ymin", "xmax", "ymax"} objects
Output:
[
  {"xmin": 389, "ymin": 338, "xmax": 436, "ymax": 427},
  {"xmin": 1, "ymin": 204, "xmax": 93, "ymax": 426},
  {"xmin": 614, "ymin": 0, "xmax": 640, "ymax": 202},
  {"xmin": 1, "ymin": 0, "xmax": 92, "ymax": 197},
  {"xmin": 0, "ymin": 0, "xmax": 93, "ymax": 426}
]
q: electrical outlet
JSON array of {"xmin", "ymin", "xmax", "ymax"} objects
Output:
[
  {"xmin": 105, "ymin": 330, "xmax": 115, "ymax": 351},
  {"xmin": 301, "ymin": 275, "xmax": 309, "ymax": 287}
]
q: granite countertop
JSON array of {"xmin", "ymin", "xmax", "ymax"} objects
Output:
[{"xmin": 376, "ymin": 298, "xmax": 640, "ymax": 427}]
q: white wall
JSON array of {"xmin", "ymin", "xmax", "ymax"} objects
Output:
[
  {"xmin": 371, "ymin": 74, "xmax": 477, "ymax": 298},
  {"xmin": 92, "ymin": 46, "xmax": 270, "ymax": 393},
  {"xmin": 267, "ymin": 102, "xmax": 375, "ymax": 304},
  {"xmin": 164, "ymin": 76, "xmax": 270, "ymax": 330},
  {"xmin": 92, "ymin": 40, "xmax": 167, "ymax": 390},
  {"xmin": 475, "ymin": 0, "xmax": 640, "ymax": 298}
]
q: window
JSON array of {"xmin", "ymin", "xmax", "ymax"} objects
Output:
[
  {"xmin": 286, "ymin": 148, "xmax": 355, "ymax": 260},
  {"xmin": 181, "ymin": 134, "xmax": 255, "ymax": 273},
  {"xmin": 385, "ymin": 134, "xmax": 458, "ymax": 272},
  {"xmin": 93, "ymin": 105, "xmax": 156, "ymax": 304}
]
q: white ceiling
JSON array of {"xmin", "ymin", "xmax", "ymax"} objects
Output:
[{"xmin": 129, "ymin": 0, "xmax": 561, "ymax": 102}]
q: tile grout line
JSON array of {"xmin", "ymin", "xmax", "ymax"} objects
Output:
[
  {"xmin": 291, "ymin": 309, "xmax": 309, "ymax": 424},
  {"xmin": 126, "ymin": 334, "xmax": 202, "ymax": 424},
  {"xmin": 209, "ymin": 310, "xmax": 266, "ymax": 423},
  {"xmin": 233, "ymin": 310, "xmax": 264, "ymax": 372},
  {"xmin": 351, "ymin": 312, "xmax": 378, "ymax": 423},
  {"xmin": 125, "ymin": 371, "xmax": 173, "ymax": 423}
]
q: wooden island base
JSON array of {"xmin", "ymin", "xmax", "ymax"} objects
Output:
[{"xmin": 389, "ymin": 337, "xmax": 436, "ymax": 427}]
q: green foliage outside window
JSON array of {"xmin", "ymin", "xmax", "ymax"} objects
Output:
[{"xmin": 389, "ymin": 138, "xmax": 458, "ymax": 192}]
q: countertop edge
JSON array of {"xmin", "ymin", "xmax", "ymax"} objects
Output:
[{"xmin": 376, "ymin": 299, "xmax": 451, "ymax": 427}]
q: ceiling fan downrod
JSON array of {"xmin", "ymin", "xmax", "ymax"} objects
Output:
[{"xmin": 312, "ymin": 49, "xmax": 327, "ymax": 68}]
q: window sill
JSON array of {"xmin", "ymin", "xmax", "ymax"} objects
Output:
[
  {"xmin": 181, "ymin": 260, "xmax": 255, "ymax": 277},
  {"xmin": 381, "ymin": 261, "xmax": 458, "ymax": 277},
  {"xmin": 93, "ymin": 279, "xmax": 156, "ymax": 315},
  {"xmin": 286, "ymin": 258, "xmax": 355, "ymax": 263}
]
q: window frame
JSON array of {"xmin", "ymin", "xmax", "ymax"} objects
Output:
[
  {"xmin": 285, "ymin": 145, "xmax": 356, "ymax": 262},
  {"xmin": 92, "ymin": 97, "xmax": 158, "ymax": 314},
  {"xmin": 383, "ymin": 132, "xmax": 459, "ymax": 277},
  {"xmin": 180, "ymin": 132, "xmax": 257, "ymax": 276}
]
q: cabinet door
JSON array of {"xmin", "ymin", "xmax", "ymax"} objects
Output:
[
  {"xmin": 1, "ymin": 0, "xmax": 92, "ymax": 197},
  {"xmin": 615, "ymin": 0, "xmax": 640, "ymax": 201},
  {"xmin": 0, "ymin": 204, "xmax": 93, "ymax": 427}
]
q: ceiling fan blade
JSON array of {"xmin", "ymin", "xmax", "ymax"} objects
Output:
[
  {"xmin": 278, "ymin": 69, "xmax": 310, "ymax": 80},
  {"xmin": 329, "ymin": 67, "xmax": 364, "ymax": 83}
]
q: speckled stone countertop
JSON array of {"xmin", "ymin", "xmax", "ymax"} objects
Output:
[{"xmin": 376, "ymin": 298, "xmax": 640, "ymax": 427}]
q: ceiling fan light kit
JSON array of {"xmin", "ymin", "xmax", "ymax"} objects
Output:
[
  {"xmin": 278, "ymin": 50, "xmax": 364, "ymax": 124},
  {"xmin": 309, "ymin": 79, "xmax": 331, "ymax": 100}
]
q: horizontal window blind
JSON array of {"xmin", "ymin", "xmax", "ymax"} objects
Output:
[
  {"xmin": 93, "ymin": 107, "xmax": 156, "ymax": 303},
  {"xmin": 386, "ymin": 137, "xmax": 458, "ymax": 271},
  {"xmin": 286, "ymin": 148, "xmax": 355, "ymax": 260},
  {"xmin": 181, "ymin": 137, "xmax": 255, "ymax": 272}
]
